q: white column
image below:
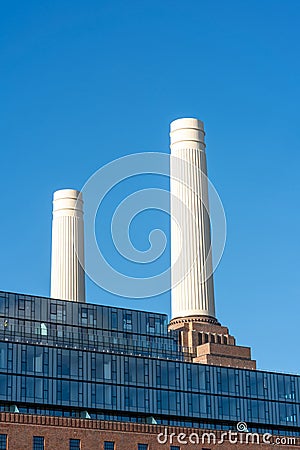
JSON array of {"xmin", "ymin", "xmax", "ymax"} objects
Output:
[
  {"xmin": 170, "ymin": 118, "xmax": 216, "ymax": 319},
  {"xmin": 50, "ymin": 189, "xmax": 86, "ymax": 302}
]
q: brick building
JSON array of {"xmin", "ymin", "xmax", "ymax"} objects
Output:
[
  {"xmin": 0, "ymin": 290, "xmax": 299, "ymax": 450},
  {"xmin": 0, "ymin": 118, "xmax": 299, "ymax": 449}
]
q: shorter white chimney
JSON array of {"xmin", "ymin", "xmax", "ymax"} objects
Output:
[{"xmin": 50, "ymin": 189, "xmax": 85, "ymax": 302}]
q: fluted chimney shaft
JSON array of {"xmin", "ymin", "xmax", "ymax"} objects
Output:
[
  {"xmin": 170, "ymin": 118, "xmax": 215, "ymax": 320},
  {"xmin": 50, "ymin": 189, "xmax": 85, "ymax": 302}
]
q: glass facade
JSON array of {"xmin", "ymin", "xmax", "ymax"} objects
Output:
[
  {"xmin": 0, "ymin": 290, "xmax": 300, "ymax": 437},
  {"xmin": 0, "ymin": 291, "xmax": 182, "ymax": 360}
]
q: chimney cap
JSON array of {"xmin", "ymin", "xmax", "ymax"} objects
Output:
[
  {"xmin": 170, "ymin": 117, "xmax": 204, "ymax": 132},
  {"xmin": 170, "ymin": 117, "xmax": 205, "ymax": 150},
  {"xmin": 53, "ymin": 189, "xmax": 81, "ymax": 201}
]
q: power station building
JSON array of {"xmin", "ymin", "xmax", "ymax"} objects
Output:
[{"xmin": 0, "ymin": 119, "xmax": 299, "ymax": 449}]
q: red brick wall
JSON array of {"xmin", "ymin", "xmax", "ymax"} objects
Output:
[{"xmin": 0, "ymin": 413, "xmax": 299, "ymax": 450}]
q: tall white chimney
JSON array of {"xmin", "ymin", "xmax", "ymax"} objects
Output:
[
  {"xmin": 50, "ymin": 189, "xmax": 85, "ymax": 302},
  {"xmin": 170, "ymin": 118, "xmax": 216, "ymax": 320}
]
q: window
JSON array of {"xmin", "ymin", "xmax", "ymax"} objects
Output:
[
  {"xmin": 111, "ymin": 311, "xmax": 118, "ymax": 329},
  {"xmin": 0, "ymin": 344, "xmax": 7, "ymax": 369},
  {"xmin": 138, "ymin": 445, "xmax": 148, "ymax": 450},
  {"xmin": 170, "ymin": 447, "xmax": 180, "ymax": 450},
  {"xmin": 70, "ymin": 439, "xmax": 80, "ymax": 450},
  {"xmin": 123, "ymin": 312, "xmax": 132, "ymax": 331},
  {"xmin": 18, "ymin": 299, "xmax": 25, "ymax": 310},
  {"xmin": 198, "ymin": 333, "xmax": 203, "ymax": 345},
  {"xmin": 148, "ymin": 317, "xmax": 155, "ymax": 333},
  {"xmin": 0, "ymin": 434, "xmax": 7, "ymax": 450},
  {"xmin": 33, "ymin": 436, "xmax": 44, "ymax": 450},
  {"xmin": 81, "ymin": 308, "xmax": 88, "ymax": 325},
  {"xmin": 104, "ymin": 442, "xmax": 115, "ymax": 450},
  {"xmin": 41, "ymin": 323, "xmax": 47, "ymax": 336}
]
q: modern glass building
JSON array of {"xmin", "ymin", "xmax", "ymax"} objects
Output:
[{"xmin": 0, "ymin": 290, "xmax": 299, "ymax": 439}]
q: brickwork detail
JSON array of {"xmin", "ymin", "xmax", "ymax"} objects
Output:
[
  {"xmin": 169, "ymin": 317, "xmax": 256, "ymax": 369},
  {"xmin": 0, "ymin": 413, "xmax": 298, "ymax": 449}
]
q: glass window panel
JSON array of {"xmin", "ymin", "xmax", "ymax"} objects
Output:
[
  {"xmin": 250, "ymin": 400, "xmax": 259, "ymax": 420},
  {"xmin": 104, "ymin": 356, "xmax": 111, "ymax": 380},
  {"xmin": 161, "ymin": 391, "xmax": 168, "ymax": 410},
  {"xmin": 250, "ymin": 372, "xmax": 257, "ymax": 396},
  {"xmin": 70, "ymin": 352, "xmax": 78, "ymax": 377},
  {"xmin": 123, "ymin": 312, "xmax": 132, "ymax": 331},
  {"xmin": 105, "ymin": 385, "xmax": 112, "ymax": 406},
  {"xmin": 0, "ymin": 344, "xmax": 7, "ymax": 369},
  {"xmin": 161, "ymin": 362, "xmax": 168, "ymax": 386},
  {"xmin": 229, "ymin": 397, "xmax": 237, "ymax": 419},
  {"xmin": 33, "ymin": 436, "xmax": 44, "ymax": 450},
  {"xmin": 228, "ymin": 370, "xmax": 236, "ymax": 394},
  {"xmin": 0, "ymin": 375, "xmax": 7, "ymax": 397},
  {"xmin": 35, "ymin": 379, "xmax": 43, "ymax": 399},
  {"xmin": 26, "ymin": 377, "xmax": 35, "ymax": 399},
  {"xmin": 70, "ymin": 382, "xmax": 79, "ymax": 403},
  {"xmin": 256, "ymin": 372, "xmax": 264, "ymax": 397},
  {"xmin": 62, "ymin": 381, "xmax": 70, "ymax": 402},
  {"xmin": 62, "ymin": 350, "xmax": 70, "ymax": 376},
  {"xmin": 221, "ymin": 370, "xmax": 229, "ymax": 393},
  {"xmin": 104, "ymin": 442, "xmax": 114, "ymax": 450},
  {"xmin": 136, "ymin": 359, "xmax": 145, "ymax": 383},
  {"xmin": 129, "ymin": 387, "xmax": 136, "ymax": 408},
  {"xmin": 169, "ymin": 391, "xmax": 176, "ymax": 412},
  {"xmin": 129, "ymin": 358, "xmax": 136, "ymax": 383},
  {"xmin": 191, "ymin": 365, "xmax": 199, "ymax": 390},
  {"xmin": 221, "ymin": 397, "xmax": 229, "ymax": 416},
  {"xmin": 40, "ymin": 323, "xmax": 47, "ymax": 336},
  {"xmin": 200, "ymin": 394, "xmax": 207, "ymax": 414},
  {"xmin": 137, "ymin": 389, "xmax": 145, "ymax": 408},
  {"xmin": 111, "ymin": 312, "xmax": 117, "ymax": 329},
  {"xmin": 95, "ymin": 353, "xmax": 103, "ymax": 380},
  {"xmin": 0, "ymin": 295, "xmax": 6, "ymax": 314},
  {"xmin": 96, "ymin": 384, "xmax": 104, "ymax": 407},
  {"xmin": 284, "ymin": 377, "xmax": 295, "ymax": 400},
  {"xmin": 199, "ymin": 366, "xmax": 206, "ymax": 390},
  {"xmin": 69, "ymin": 439, "xmax": 80, "ymax": 450},
  {"xmin": 191, "ymin": 393, "xmax": 199, "ymax": 414},
  {"xmin": 286, "ymin": 403, "xmax": 297, "ymax": 422},
  {"xmin": 35, "ymin": 348, "xmax": 43, "ymax": 373},
  {"xmin": 27, "ymin": 346, "xmax": 34, "ymax": 372},
  {"xmin": 0, "ymin": 434, "xmax": 7, "ymax": 450}
]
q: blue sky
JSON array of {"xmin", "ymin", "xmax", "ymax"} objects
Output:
[{"xmin": 0, "ymin": 0, "xmax": 299, "ymax": 374}]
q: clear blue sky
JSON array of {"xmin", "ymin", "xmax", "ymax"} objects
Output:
[{"xmin": 0, "ymin": 0, "xmax": 299, "ymax": 374}]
